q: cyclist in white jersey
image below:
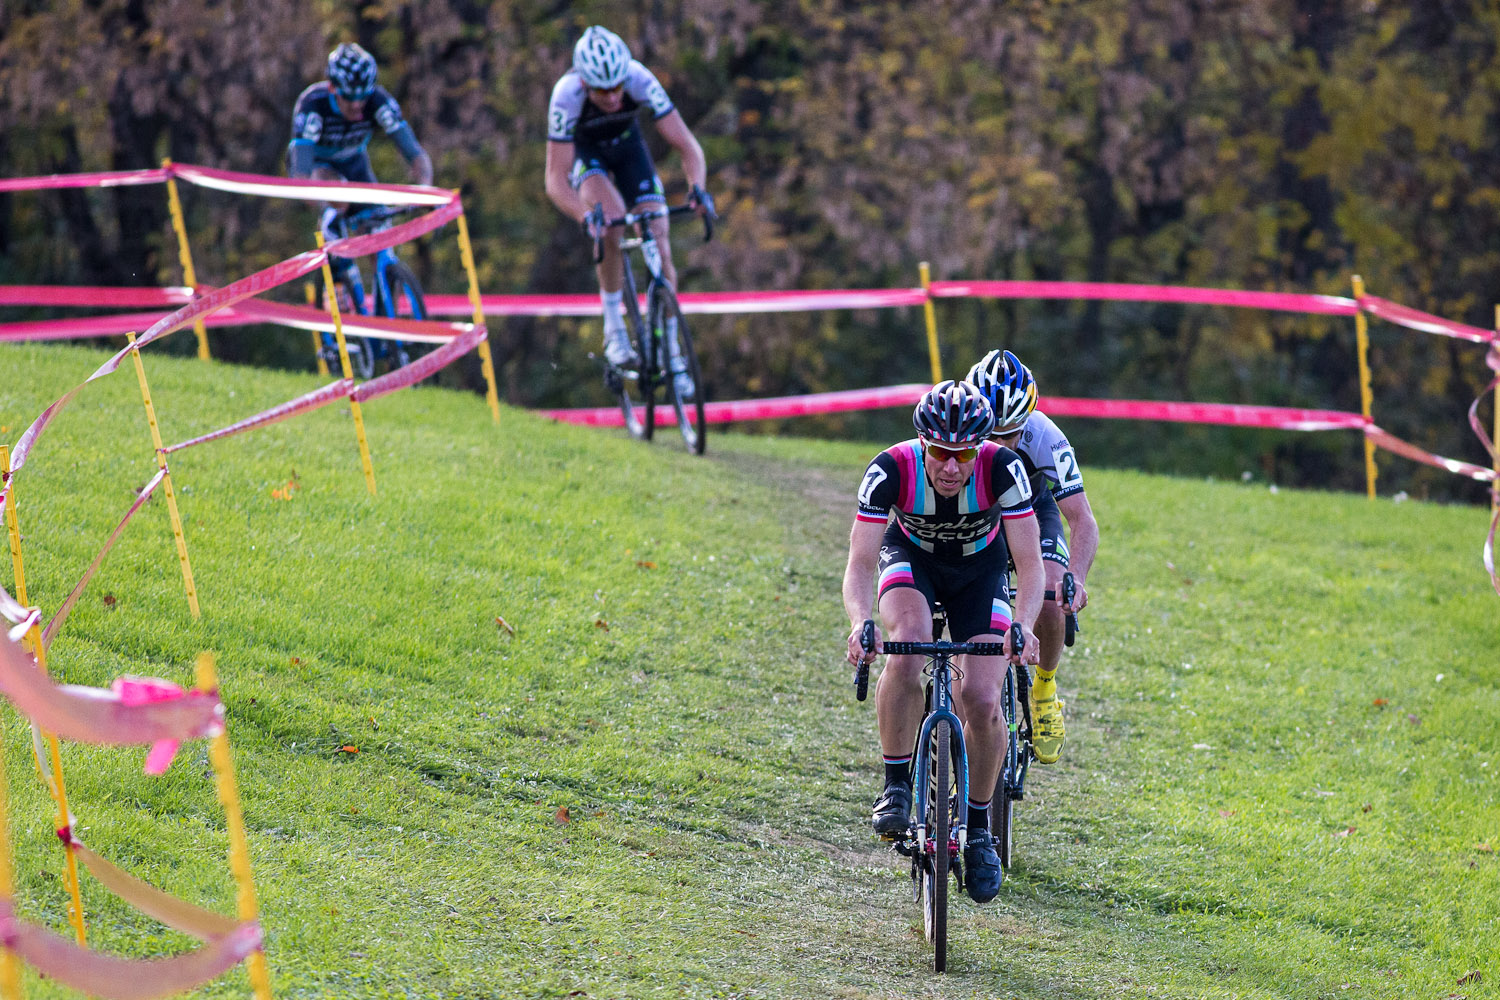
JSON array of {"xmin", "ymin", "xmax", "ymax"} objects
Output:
[
  {"xmin": 966, "ymin": 350, "xmax": 1099, "ymax": 765},
  {"xmin": 543, "ymin": 25, "xmax": 713, "ymax": 399}
]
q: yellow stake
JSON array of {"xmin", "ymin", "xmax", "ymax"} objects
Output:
[
  {"xmin": 308, "ymin": 281, "xmax": 330, "ymax": 378},
  {"xmin": 1, "ymin": 447, "xmax": 88, "ymax": 947},
  {"xmin": 919, "ymin": 261, "xmax": 942, "ymax": 383},
  {"xmin": 196, "ymin": 653, "xmax": 273, "ymax": 1000},
  {"xmin": 161, "ymin": 160, "xmax": 211, "ymax": 362},
  {"xmin": 455, "ymin": 205, "xmax": 502, "ymax": 424},
  {"xmin": 314, "ymin": 234, "xmax": 378, "ymax": 495},
  {"xmin": 0, "ymin": 688, "xmax": 25, "ymax": 1000},
  {"xmin": 1351, "ymin": 275, "xmax": 1378, "ymax": 500},
  {"xmin": 126, "ymin": 333, "xmax": 201, "ymax": 617}
]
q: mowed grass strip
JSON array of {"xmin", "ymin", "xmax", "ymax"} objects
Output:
[{"xmin": 0, "ymin": 340, "xmax": 1495, "ymax": 999}]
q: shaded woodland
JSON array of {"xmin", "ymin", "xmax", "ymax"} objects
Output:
[{"xmin": 2, "ymin": 0, "xmax": 1498, "ymax": 499}]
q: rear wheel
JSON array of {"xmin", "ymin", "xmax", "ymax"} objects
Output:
[
  {"xmin": 615, "ymin": 290, "xmax": 654, "ymax": 440},
  {"xmin": 922, "ymin": 720, "xmax": 951, "ymax": 973},
  {"xmin": 650, "ymin": 285, "xmax": 706, "ymax": 454}
]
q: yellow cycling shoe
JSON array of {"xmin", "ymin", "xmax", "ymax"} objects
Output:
[{"xmin": 1030, "ymin": 692, "xmax": 1066, "ymax": 764}]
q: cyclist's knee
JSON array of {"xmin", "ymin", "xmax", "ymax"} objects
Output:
[{"xmin": 958, "ymin": 685, "xmax": 1002, "ymax": 726}]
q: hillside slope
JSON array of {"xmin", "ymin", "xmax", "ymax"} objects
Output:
[{"xmin": 0, "ymin": 341, "xmax": 1495, "ymax": 999}]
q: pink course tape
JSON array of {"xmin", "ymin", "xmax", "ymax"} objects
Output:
[
  {"xmin": 231, "ymin": 297, "xmax": 469, "ymax": 343},
  {"xmin": 929, "ymin": 280, "xmax": 1360, "ymax": 315},
  {"xmin": 164, "ymin": 379, "xmax": 354, "ymax": 454},
  {"xmin": 0, "ymin": 286, "xmax": 192, "ymax": 308},
  {"xmin": 0, "ymin": 900, "xmax": 260, "ymax": 1000},
  {"xmin": 169, "ymin": 162, "xmax": 454, "ymax": 207},
  {"xmin": 0, "ymin": 168, "xmax": 168, "ymax": 193},
  {"xmin": 42, "ymin": 468, "xmax": 167, "ymax": 649},
  {"xmin": 0, "ymin": 631, "xmax": 224, "ymax": 752},
  {"xmin": 1360, "ymin": 294, "xmax": 1496, "ymax": 344},
  {"xmin": 351, "ymin": 324, "xmax": 487, "ymax": 403},
  {"xmin": 540, "ymin": 385, "xmax": 1367, "ymax": 432}
]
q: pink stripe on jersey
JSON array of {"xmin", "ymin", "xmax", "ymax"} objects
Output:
[
  {"xmin": 973, "ymin": 442, "xmax": 999, "ymax": 509},
  {"xmin": 1001, "ymin": 508, "xmax": 1036, "ymax": 521},
  {"xmin": 894, "ymin": 441, "xmax": 920, "ymax": 512},
  {"xmin": 855, "ymin": 510, "xmax": 887, "ymax": 524},
  {"xmin": 989, "ymin": 598, "xmax": 1013, "ymax": 632}
]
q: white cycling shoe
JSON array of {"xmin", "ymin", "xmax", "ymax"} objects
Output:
[
  {"xmin": 603, "ymin": 328, "xmax": 639, "ymax": 369},
  {"xmin": 670, "ymin": 362, "xmax": 695, "ymax": 401}
]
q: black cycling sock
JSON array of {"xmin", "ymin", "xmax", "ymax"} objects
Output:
[
  {"xmin": 967, "ymin": 798, "xmax": 990, "ymax": 831},
  {"xmin": 883, "ymin": 755, "xmax": 912, "ymax": 788}
]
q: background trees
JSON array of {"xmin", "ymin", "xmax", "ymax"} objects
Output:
[{"xmin": 3, "ymin": 0, "xmax": 1496, "ymax": 499}]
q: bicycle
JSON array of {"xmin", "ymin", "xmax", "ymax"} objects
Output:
[
  {"xmin": 591, "ymin": 201, "xmax": 714, "ymax": 455},
  {"xmin": 994, "ymin": 570, "xmax": 1079, "ymax": 866},
  {"xmin": 316, "ymin": 205, "xmax": 430, "ymax": 380},
  {"xmin": 855, "ymin": 618, "xmax": 1025, "ymax": 973}
]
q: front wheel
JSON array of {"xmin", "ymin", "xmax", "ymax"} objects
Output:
[
  {"xmin": 377, "ymin": 259, "xmax": 432, "ymax": 378},
  {"xmin": 923, "ymin": 719, "xmax": 951, "ymax": 973},
  {"xmin": 613, "ymin": 292, "xmax": 654, "ymax": 440},
  {"xmin": 650, "ymin": 285, "xmax": 706, "ymax": 454},
  {"xmin": 318, "ymin": 284, "xmax": 376, "ymax": 380}
]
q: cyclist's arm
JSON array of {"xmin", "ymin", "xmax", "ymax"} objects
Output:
[
  {"xmin": 654, "ymin": 110, "xmax": 706, "ymax": 192},
  {"xmin": 1005, "ymin": 513, "xmax": 1045, "ymax": 636},
  {"xmin": 544, "ymin": 139, "xmax": 591, "ymax": 224},
  {"xmin": 388, "ymin": 122, "xmax": 433, "ymax": 186},
  {"xmin": 842, "ymin": 517, "xmax": 886, "ymax": 662},
  {"xmin": 287, "ymin": 140, "xmax": 316, "ymax": 179},
  {"xmin": 1056, "ymin": 491, "xmax": 1097, "ymax": 609}
]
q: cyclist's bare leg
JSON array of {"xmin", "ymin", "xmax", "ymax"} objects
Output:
[
  {"xmin": 1035, "ymin": 559, "xmax": 1068, "ymax": 675},
  {"xmin": 952, "ymin": 642, "xmax": 1007, "ymax": 803},
  {"xmin": 874, "ymin": 586, "xmax": 933, "ymax": 759},
  {"xmin": 577, "ymin": 174, "xmax": 627, "ymax": 293},
  {"xmin": 645, "ymin": 206, "xmax": 677, "ymax": 288}
]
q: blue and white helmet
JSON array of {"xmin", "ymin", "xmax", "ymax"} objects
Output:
[
  {"xmin": 328, "ymin": 43, "xmax": 377, "ymax": 103},
  {"xmin": 573, "ymin": 26, "xmax": 631, "ymax": 89},
  {"xmin": 912, "ymin": 380, "xmax": 996, "ymax": 447},
  {"xmin": 966, "ymin": 349, "xmax": 1037, "ymax": 434}
]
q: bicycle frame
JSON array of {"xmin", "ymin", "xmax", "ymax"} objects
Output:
[{"xmin": 911, "ymin": 652, "xmax": 971, "ymax": 854}]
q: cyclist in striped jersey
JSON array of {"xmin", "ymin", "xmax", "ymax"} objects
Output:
[{"xmin": 842, "ymin": 380, "xmax": 1044, "ymax": 902}]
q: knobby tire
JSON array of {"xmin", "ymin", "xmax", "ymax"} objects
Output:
[
  {"xmin": 615, "ymin": 285, "xmax": 654, "ymax": 440},
  {"xmin": 925, "ymin": 719, "xmax": 951, "ymax": 973},
  {"xmin": 994, "ymin": 663, "xmax": 1018, "ymax": 868},
  {"xmin": 651, "ymin": 285, "xmax": 706, "ymax": 454}
]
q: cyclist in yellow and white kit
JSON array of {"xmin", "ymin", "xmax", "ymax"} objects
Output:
[{"xmin": 966, "ymin": 350, "xmax": 1098, "ymax": 765}]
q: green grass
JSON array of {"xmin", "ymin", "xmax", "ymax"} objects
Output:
[{"xmin": 0, "ymin": 339, "xmax": 1496, "ymax": 999}]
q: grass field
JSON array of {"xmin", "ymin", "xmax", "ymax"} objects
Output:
[{"xmin": 0, "ymin": 339, "xmax": 1496, "ymax": 999}]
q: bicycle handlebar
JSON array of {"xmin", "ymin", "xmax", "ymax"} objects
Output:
[
  {"xmin": 881, "ymin": 640, "xmax": 1010, "ymax": 658},
  {"xmin": 590, "ymin": 201, "xmax": 715, "ymax": 263}
]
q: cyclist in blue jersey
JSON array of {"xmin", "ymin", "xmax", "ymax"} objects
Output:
[
  {"xmin": 543, "ymin": 25, "xmax": 714, "ymax": 400},
  {"xmin": 287, "ymin": 43, "xmax": 433, "ymax": 287},
  {"xmin": 966, "ymin": 350, "xmax": 1099, "ymax": 766},
  {"xmin": 843, "ymin": 380, "xmax": 1044, "ymax": 903}
]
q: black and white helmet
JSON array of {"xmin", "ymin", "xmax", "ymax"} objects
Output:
[
  {"xmin": 573, "ymin": 25, "xmax": 631, "ymax": 89},
  {"xmin": 965, "ymin": 349, "xmax": 1038, "ymax": 434},
  {"xmin": 912, "ymin": 380, "xmax": 996, "ymax": 446},
  {"xmin": 327, "ymin": 43, "xmax": 377, "ymax": 103}
]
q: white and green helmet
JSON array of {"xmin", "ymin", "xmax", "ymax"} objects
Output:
[{"xmin": 573, "ymin": 26, "xmax": 631, "ymax": 89}]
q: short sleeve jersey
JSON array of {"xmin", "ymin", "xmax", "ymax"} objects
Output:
[
  {"xmin": 1011, "ymin": 412, "xmax": 1085, "ymax": 502},
  {"xmin": 855, "ymin": 440, "xmax": 1034, "ymax": 559},
  {"xmin": 546, "ymin": 63, "xmax": 675, "ymax": 145},
  {"xmin": 290, "ymin": 82, "xmax": 411, "ymax": 163}
]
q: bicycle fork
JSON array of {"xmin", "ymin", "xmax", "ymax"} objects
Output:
[{"xmin": 911, "ymin": 704, "xmax": 971, "ymax": 855}]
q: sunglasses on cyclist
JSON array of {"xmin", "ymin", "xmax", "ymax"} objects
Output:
[{"xmin": 922, "ymin": 441, "xmax": 979, "ymax": 463}]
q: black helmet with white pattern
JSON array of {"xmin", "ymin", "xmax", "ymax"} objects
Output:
[
  {"xmin": 328, "ymin": 43, "xmax": 377, "ymax": 103},
  {"xmin": 912, "ymin": 380, "xmax": 996, "ymax": 447}
]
